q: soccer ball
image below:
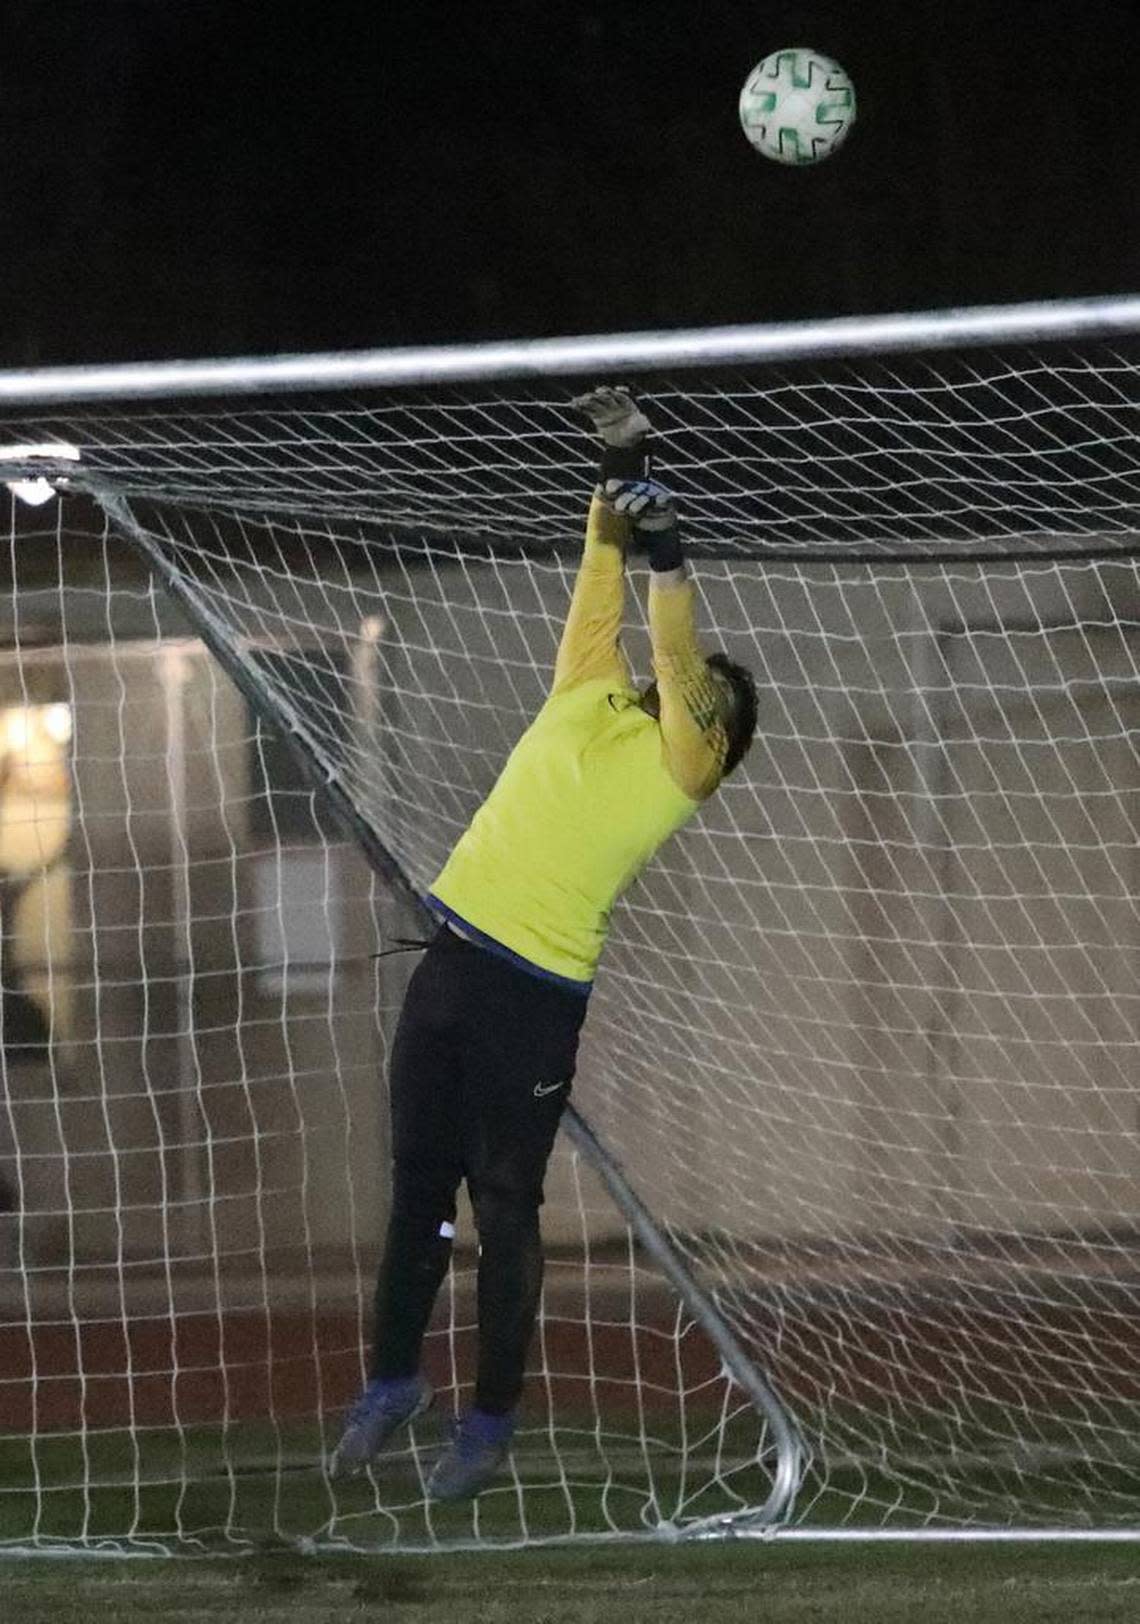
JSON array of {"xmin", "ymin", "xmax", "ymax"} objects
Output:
[{"xmin": 738, "ymin": 48, "xmax": 856, "ymax": 166}]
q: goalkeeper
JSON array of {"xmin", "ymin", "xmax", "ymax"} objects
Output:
[{"xmin": 332, "ymin": 388, "xmax": 758, "ymax": 1499}]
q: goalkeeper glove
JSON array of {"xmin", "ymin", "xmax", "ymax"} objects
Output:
[
  {"xmin": 603, "ymin": 477, "xmax": 684, "ymax": 572},
  {"xmin": 571, "ymin": 385, "xmax": 653, "ymax": 484}
]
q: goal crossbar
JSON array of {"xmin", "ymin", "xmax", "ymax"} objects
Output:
[{"xmin": 0, "ymin": 294, "xmax": 1137, "ymax": 404}]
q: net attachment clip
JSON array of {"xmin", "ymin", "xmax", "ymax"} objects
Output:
[{"xmin": 0, "ymin": 441, "xmax": 82, "ymax": 506}]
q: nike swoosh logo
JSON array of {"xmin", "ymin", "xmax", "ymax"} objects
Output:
[{"xmin": 533, "ymin": 1080, "xmax": 567, "ymax": 1098}]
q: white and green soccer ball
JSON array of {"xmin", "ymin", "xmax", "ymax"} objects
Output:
[{"xmin": 738, "ymin": 48, "xmax": 856, "ymax": 166}]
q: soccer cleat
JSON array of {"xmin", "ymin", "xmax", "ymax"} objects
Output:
[
  {"xmin": 329, "ymin": 1374, "xmax": 433, "ymax": 1478},
  {"xmin": 425, "ymin": 1408, "xmax": 515, "ymax": 1502}
]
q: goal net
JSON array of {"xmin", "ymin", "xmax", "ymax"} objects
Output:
[{"xmin": 0, "ymin": 308, "xmax": 1138, "ymax": 1552}]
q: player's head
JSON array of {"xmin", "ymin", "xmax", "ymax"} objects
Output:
[{"xmin": 705, "ymin": 653, "xmax": 758, "ymax": 776}]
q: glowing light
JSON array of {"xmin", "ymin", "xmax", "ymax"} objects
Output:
[
  {"xmin": 43, "ymin": 704, "xmax": 73, "ymax": 745},
  {"xmin": 2, "ymin": 704, "xmax": 73, "ymax": 759},
  {"xmin": 4, "ymin": 710, "xmax": 29, "ymax": 752}
]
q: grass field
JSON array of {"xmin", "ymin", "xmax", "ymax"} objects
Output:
[
  {"xmin": 7, "ymin": 1272, "xmax": 1140, "ymax": 1616},
  {"xmin": 5, "ymin": 1380, "xmax": 1140, "ymax": 1621},
  {"xmin": 6, "ymin": 1540, "xmax": 1140, "ymax": 1624},
  {"xmin": 7, "ymin": 1400, "xmax": 1140, "ymax": 1553}
]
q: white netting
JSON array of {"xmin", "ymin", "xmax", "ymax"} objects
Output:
[
  {"xmin": 5, "ymin": 345, "xmax": 1138, "ymax": 552},
  {"xmin": 0, "ymin": 499, "xmax": 790, "ymax": 1555},
  {"xmin": 1, "ymin": 337, "xmax": 1139, "ymax": 1550}
]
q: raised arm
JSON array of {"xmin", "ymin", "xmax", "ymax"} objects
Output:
[
  {"xmin": 606, "ymin": 476, "xmax": 730, "ymax": 801},
  {"xmin": 648, "ymin": 565, "xmax": 728, "ymax": 800},
  {"xmin": 550, "ymin": 496, "xmax": 633, "ymax": 694},
  {"xmin": 552, "ymin": 388, "xmax": 653, "ymax": 697}
]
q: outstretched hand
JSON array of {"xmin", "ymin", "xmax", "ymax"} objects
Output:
[
  {"xmin": 602, "ymin": 476, "xmax": 684, "ymax": 571},
  {"xmin": 602, "ymin": 477, "xmax": 677, "ymax": 533},
  {"xmin": 571, "ymin": 387, "xmax": 652, "ymax": 447}
]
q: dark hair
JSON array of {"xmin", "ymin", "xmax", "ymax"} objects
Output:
[{"xmin": 706, "ymin": 653, "xmax": 759, "ymax": 776}]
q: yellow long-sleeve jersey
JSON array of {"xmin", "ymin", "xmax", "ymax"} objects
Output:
[{"xmin": 427, "ymin": 496, "xmax": 729, "ymax": 989}]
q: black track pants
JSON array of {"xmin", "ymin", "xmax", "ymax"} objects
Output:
[{"xmin": 371, "ymin": 926, "xmax": 588, "ymax": 1414}]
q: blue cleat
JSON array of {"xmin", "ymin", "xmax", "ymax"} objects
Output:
[
  {"xmin": 426, "ymin": 1408, "xmax": 515, "ymax": 1502},
  {"xmin": 329, "ymin": 1375, "xmax": 434, "ymax": 1478}
]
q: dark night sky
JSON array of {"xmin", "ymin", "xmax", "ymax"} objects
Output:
[{"xmin": 1, "ymin": 0, "xmax": 1137, "ymax": 367}]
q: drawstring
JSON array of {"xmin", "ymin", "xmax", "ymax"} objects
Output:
[{"xmin": 370, "ymin": 936, "xmax": 436, "ymax": 960}]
